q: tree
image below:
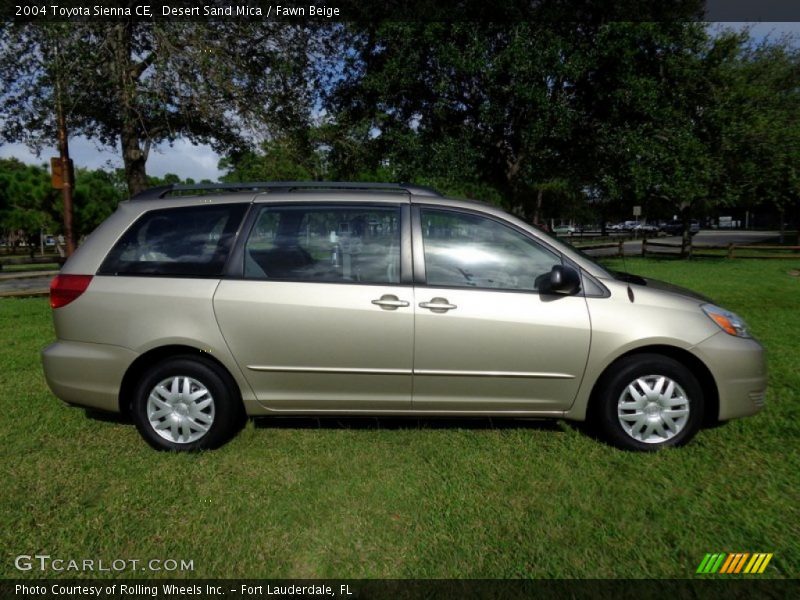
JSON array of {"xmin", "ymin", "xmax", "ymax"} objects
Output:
[
  {"xmin": 0, "ymin": 158, "xmax": 59, "ymax": 256},
  {"xmin": 323, "ymin": 21, "xmax": 724, "ymax": 228},
  {"xmin": 202, "ymin": 19, "xmax": 796, "ymax": 255},
  {"xmin": 324, "ymin": 23, "xmax": 583, "ymax": 213},
  {"xmin": 569, "ymin": 23, "xmax": 725, "ymax": 245},
  {"xmin": 0, "ymin": 21, "xmax": 320, "ymax": 196},
  {"xmin": 712, "ymin": 36, "xmax": 800, "ymax": 240},
  {"xmin": 219, "ymin": 135, "xmax": 324, "ymax": 183},
  {"xmin": 72, "ymin": 167, "xmax": 126, "ymax": 239},
  {"xmin": 0, "ymin": 159, "xmax": 134, "ymax": 249}
]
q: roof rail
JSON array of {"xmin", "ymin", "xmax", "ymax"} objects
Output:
[{"xmin": 130, "ymin": 181, "xmax": 442, "ymax": 200}]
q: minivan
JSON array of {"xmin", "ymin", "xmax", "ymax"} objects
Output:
[{"xmin": 42, "ymin": 182, "xmax": 766, "ymax": 451}]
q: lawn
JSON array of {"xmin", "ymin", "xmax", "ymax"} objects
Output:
[{"xmin": 1, "ymin": 258, "xmax": 797, "ymax": 579}]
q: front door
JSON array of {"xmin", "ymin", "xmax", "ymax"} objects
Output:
[{"xmin": 412, "ymin": 207, "xmax": 591, "ymax": 412}]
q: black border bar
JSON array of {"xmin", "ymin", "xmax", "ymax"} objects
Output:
[
  {"xmin": 4, "ymin": 579, "xmax": 800, "ymax": 599},
  {"xmin": 6, "ymin": 1, "xmax": 800, "ymax": 23}
]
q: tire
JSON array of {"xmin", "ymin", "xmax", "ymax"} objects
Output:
[
  {"xmin": 131, "ymin": 355, "xmax": 243, "ymax": 451},
  {"xmin": 594, "ymin": 354, "xmax": 704, "ymax": 451}
]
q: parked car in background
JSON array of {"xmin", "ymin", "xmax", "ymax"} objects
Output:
[
  {"xmin": 621, "ymin": 220, "xmax": 639, "ymax": 231},
  {"xmin": 553, "ymin": 224, "xmax": 580, "ymax": 236},
  {"xmin": 661, "ymin": 220, "xmax": 700, "ymax": 236},
  {"xmin": 42, "ymin": 182, "xmax": 765, "ymax": 452},
  {"xmin": 633, "ymin": 222, "xmax": 659, "ymax": 234},
  {"xmin": 607, "ymin": 222, "xmax": 632, "ymax": 232}
]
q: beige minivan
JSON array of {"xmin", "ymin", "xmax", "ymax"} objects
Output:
[{"xmin": 42, "ymin": 182, "xmax": 766, "ymax": 451}]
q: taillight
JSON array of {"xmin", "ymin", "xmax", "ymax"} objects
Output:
[{"xmin": 50, "ymin": 274, "xmax": 93, "ymax": 309}]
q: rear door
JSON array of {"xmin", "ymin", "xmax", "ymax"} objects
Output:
[
  {"xmin": 213, "ymin": 202, "xmax": 414, "ymax": 410},
  {"xmin": 411, "ymin": 206, "xmax": 591, "ymax": 412}
]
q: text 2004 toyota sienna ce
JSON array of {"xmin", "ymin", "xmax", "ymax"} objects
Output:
[{"xmin": 41, "ymin": 182, "xmax": 766, "ymax": 451}]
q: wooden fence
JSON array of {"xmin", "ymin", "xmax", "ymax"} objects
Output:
[
  {"xmin": 573, "ymin": 240, "xmax": 626, "ymax": 257},
  {"xmin": 641, "ymin": 239, "xmax": 800, "ymax": 259},
  {"xmin": 571, "ymin": 239, "xmax": 800, "ymax": 260},
  {"xmin": 0, "ymin": 256, "xmax": 64, "ymax": 272}
]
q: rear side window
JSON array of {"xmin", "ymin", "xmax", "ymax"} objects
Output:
[{"xmin": 98, "ymin": 204, "xmax": 248, "ymax": 277}]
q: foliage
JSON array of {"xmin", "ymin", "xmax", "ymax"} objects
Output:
[
  {"xmin": 323, "ymin": 23, "xmax": 583, "ymax": 213},
  {"xmin": 314, "ymin": 22, "xmax": 799, "ymax": 231},
  {"xmin": 713, "ymin": 37, "xmax": 800, "ymax": 227},
  {"xmin": 2, "ymin": 21, "xmax": 798, "ymax": 236},
  {"xmin": 572, "ymin": 23, "xmax": 715, "ymax": 220},
  {"xmin": 72, "ymin": 167, "xmax": 126, "ymax": 239},
  {"xmin": 220, "ymin": 136, "xmax": 321, "ymax": 183},
  {"xmin": 0, "ymin": 159, "xmax": 186, "ymax": 244},
  {"xmin": 0, "ymin": 158, "xmax": 59, "ymax": 253},
  {"xmin": 0, "ymin": 22, "xmax": 322, "ymax": 195}
]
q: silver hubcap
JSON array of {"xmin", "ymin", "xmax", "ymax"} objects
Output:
[
  {"xmin": 146, "ymin": 376, "xmax": 215, "ymax": 444},
  {"xmin": 617, "ymin": 375, "xmax": 690, "ymax": 444}
]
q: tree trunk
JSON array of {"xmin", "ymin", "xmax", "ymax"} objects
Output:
[
  {"xmin": 112, "ymin": 21, "xmax": 149, "ymax": 197},
  {"xmin": 533, "ymin": 188, "xmax": 543, "ymax": 225},
  {"xmin": 122, "ymin": 132, "xmax": 149, "ymax": 197}
]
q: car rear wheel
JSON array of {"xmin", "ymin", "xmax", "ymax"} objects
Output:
[
  {"xmin": 596, "ymin": 354, "xmax": 704, "ymax": 451},
  {"xmin": 132, "ymin": 356, "xmax": 242, "ymax": 451}
]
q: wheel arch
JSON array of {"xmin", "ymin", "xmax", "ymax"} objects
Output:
[
  {"xmin": 586, "ymin": 344, "xmax": 719, "ymax": 427},
  {"xmin": 119, "ymin": 344, "xmax": 244, "ymax": 418}
]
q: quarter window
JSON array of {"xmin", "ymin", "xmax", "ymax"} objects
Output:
[
  {"xmin": 421, "ymin": 209, "xmax": 561, "ymax": 291},
  {"xmin": 98, "ymin": 204, "xmax": 248, "ymax": 277},
  {"xmin": 244, "ymin": 205, "xmax": 401, "ymax": 284}
]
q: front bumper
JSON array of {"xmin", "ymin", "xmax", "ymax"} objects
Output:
[
  {"xmin": 41, "ymin": 340, "xmax": 137, "ymax": 413},
  {"xmin": 693, "ymin": 332, "xmax": 767, "ymax": 421}
]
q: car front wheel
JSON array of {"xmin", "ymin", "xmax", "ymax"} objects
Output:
[
  {"xmin": 596, "ymin": 354, "xmax": 704, "ymax": 451},
  {"xmin": 132, "ymin": 356, "xmax": 242, "ymax": 451}
]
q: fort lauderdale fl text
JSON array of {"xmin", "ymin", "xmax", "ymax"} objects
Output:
[
  {"xmin": 21, "ymin": 4, "xmax": 342, "ymax": 17},
  {"xmin": 16, "ymin": 583, "xmax": 355, "ymax": 597}
]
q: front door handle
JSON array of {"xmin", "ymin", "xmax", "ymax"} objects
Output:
[
  {"xmin": 419, "ymin": 297, "xmax": 457, "ymax": 313},
  {"xmin": 371, "ymin": 294, "xmax": 410, "ymax": 310}
]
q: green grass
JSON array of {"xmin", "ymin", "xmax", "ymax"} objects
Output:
[{"xmin": 1, "ymin": 258, "xmax": 798, "ymax": 579}]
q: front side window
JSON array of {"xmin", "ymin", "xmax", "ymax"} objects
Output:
[
  {"xmin": 244, "ymin": 205, "xmax": 401, "ymax": 284},
  {"xmin": 98, "ymin": 204, "xmax": 248, "ymax": 277},
  {"xmin": 421, "ymin": 209, "xmax": 561, "ymax": 291}
]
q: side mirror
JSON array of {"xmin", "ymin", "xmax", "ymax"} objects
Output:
[{"xmin": 542, "ymin": 265, "xmax": 581, "ymax": 295}]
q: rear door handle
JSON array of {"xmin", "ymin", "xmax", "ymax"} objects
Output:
[
  {"xmin": 419, "ymin": 297, "xmax": 457, "ymax": 313},
  {"xmin": 371, "ymin": 294, "xmax": 410, "ymax": 310}
]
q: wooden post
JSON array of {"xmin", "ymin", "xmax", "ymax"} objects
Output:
[
  {"xmin": 618, "ymin": 240, "xmax": 624, "ymax": 257},
  {"xmin": 727, "ymin": 243, "xmax": 734, "ymax": 259},
  {"xmin": 641, "ymin": 237, "xmax": 647, "ymax": 257}
]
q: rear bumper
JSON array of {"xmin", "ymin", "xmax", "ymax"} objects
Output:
[
  {"xmin": 41, "ymin": 340, "xmax": 136, "ymax": 413},
  {"xmin": 693, "ymin": 332, "xmax": 767, "ymax": 421}
]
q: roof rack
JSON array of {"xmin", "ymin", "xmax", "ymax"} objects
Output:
[{"xmin": 131, "ymin": 181, "xmax": 442, "ymax": 200}]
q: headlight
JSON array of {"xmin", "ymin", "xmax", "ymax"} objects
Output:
[{"xmin": 702, "ymin": 304, "xmax": 751, "ymax": 338}]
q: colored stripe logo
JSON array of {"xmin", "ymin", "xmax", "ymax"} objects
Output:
[{"xmin": 696, "ymin": 553, "xmax": 773, "ymax": 574}]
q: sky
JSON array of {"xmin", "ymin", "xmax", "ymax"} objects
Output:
[
  {"xmin": 0, "ymin": 137, "xmax": 225, "ymax": 181},
  {"xmin": 0, "ymin": 22, "xmax": 798, "ymax": 183}
]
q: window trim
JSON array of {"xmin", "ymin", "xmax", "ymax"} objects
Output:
[
  {"xmin": 412, "ymin": 204, "xmax": 585, "ymax": 296},
  {"xmin": 225, "ymin": 202, "xmax": 412, "ymax": 287}
]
